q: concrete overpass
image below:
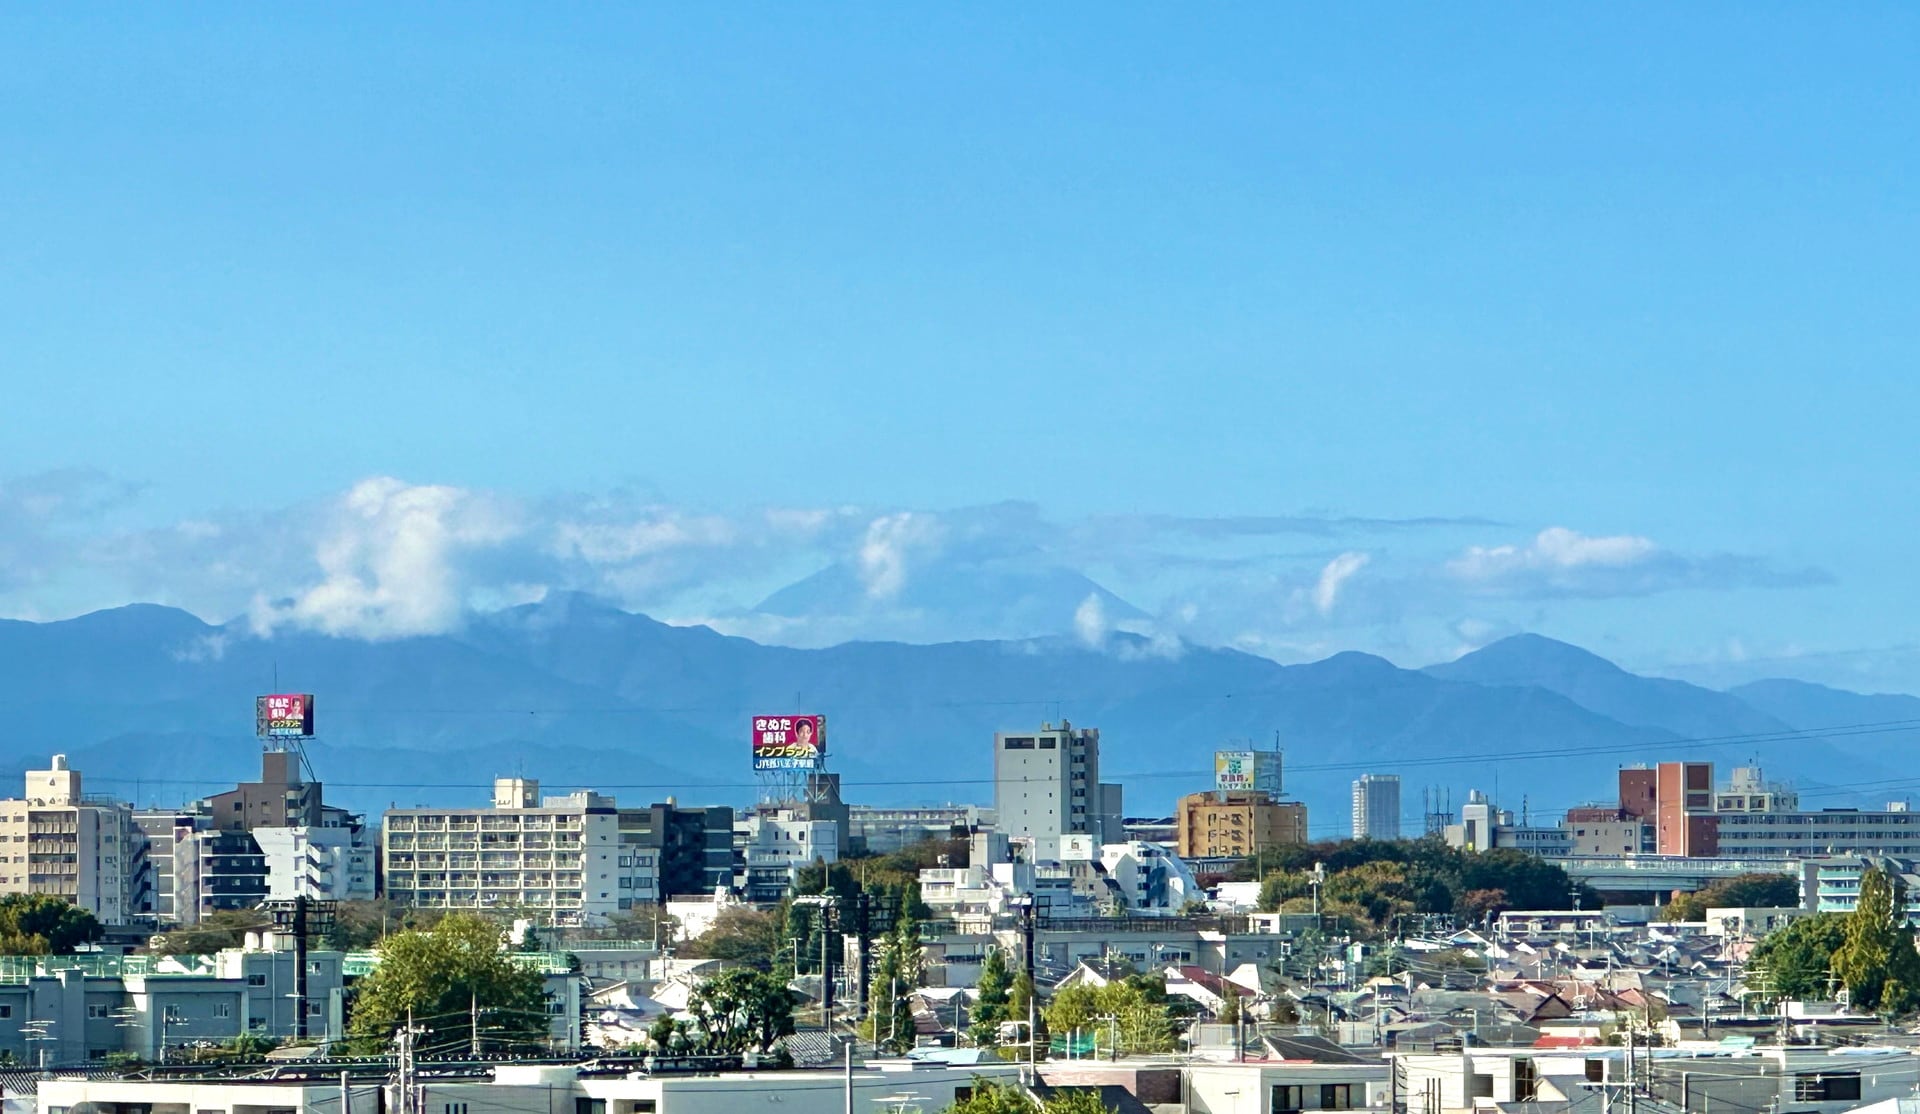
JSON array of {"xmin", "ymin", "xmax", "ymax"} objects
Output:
[{"xmin": 1551, "ymin": 855, "xmax": 1799, "ymax": 901}]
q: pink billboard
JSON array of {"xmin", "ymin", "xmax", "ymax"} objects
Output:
[{"xmin": 752, "ymin": 714, "xmax": 824, "ymax": 770}]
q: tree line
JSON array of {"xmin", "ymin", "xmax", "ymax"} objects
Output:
[{"xmin": 1244, "ymin": 837, "xmax": 1599, "ymax": 934}]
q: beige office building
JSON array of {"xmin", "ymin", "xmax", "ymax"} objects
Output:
[{"xmin": 1175, "ymin": 790, "xmax": 1308, "ymax": 858}]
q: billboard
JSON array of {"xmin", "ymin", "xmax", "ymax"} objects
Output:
[
  {"xmin": 257, "ymin": 694, "xmax": 315, "ymax": 738},
  {"xmin": 1215, "ymin": 750, "xmax": 1282, "ymax": 794},
  {"xmin": 752, "ymin": 715, "xmax": 825, "ymax": 770}
]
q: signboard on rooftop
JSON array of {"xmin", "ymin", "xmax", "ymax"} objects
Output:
[
  {"xmin": 752, "ymin": 714, "xmax": 824, "ymax": 770},
  {"xmin": 1215, "ymin": 749, "xmax": 1281, "ymax": 793},
  {"xmin": 256, "ymin": 693, "xmax": 315, "ymax": 738}
]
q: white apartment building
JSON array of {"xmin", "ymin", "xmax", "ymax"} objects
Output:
[
  {"xmin": 1716, "ymin": 806, "xmax": 1920, "ymax": 857},
  {"xmin": 253, "ymin": 822, "xmax": 376, "ymax": 903},
  {"xmin": 737, "ymin": 807, "xmax": 839, "ymax": 900},
  {"xmin": 1098, "ymin": 840, "xmax": 1202, "ymax": 913},
  {"xmin": 383, "ymin": 778, "xmax": 656, "ymax": 926},
  {"xmin": 0, "ymin": 756, "xmax": 143, "ymax": 925}
]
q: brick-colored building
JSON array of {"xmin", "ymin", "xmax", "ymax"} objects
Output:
[
  {"xmin": 1175, "ymin": 790, "xmax": 1307, "ymax": 858},
  {"xmin": 1619, "ymin": 763, "xmax": 1717, "ymax": 856}
]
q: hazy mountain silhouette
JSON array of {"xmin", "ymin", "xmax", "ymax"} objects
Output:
[{"xmin": 0, "ymin": 603, "xmax": 1913, "ymax": 831}]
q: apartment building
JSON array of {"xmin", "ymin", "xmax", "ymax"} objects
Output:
[
  {"xmin": 0, "ymin": 756, "xmax": 145, "ymax": 925},
  {"xmin": 1563, "ymin": 806, "xmax": 1654, "ymax": 856},
  {"xmin": 175, "ymin": 829, "xmax": 269, "ymax": 920},
  {"xmin": 1719, "ymin": 807, "xmax": 1920, "ymax": 858},
  {"xmin": 993, "ymin": 721, "xmax": 1124, "ymax": 845},
  {"xmin": 850, "ymin": 804, "xmax": 992, "ymax": 854},
  {"xmin": 736, "ymin": 806, "xmax": 839, "ymax": 902},
  {"xmin": 380, "ymin": 779, "xmax": 732, "ymax": 925},
  {"xmin": 617, "ymin": 802, "xmax": 734, "ymax": 898},
  {"xmin": 136, "ymin": 752, "xmax": 376, "ymax": 924},
  {"xmin": 205, "ymin": 750, "xmax": 322, "ymax": 831},
  {"xmin": 253, "ymin": 821, "xmax": 377, "ymax": 903},
  {"xmin": 1351, "ymin": 774, "xmax": 1401, "ymax": 840},
  {"xmin": 1802, "ymin": 853, "xmax": 1920, "ymax": 915},
  {"xmin": 1175, "ymin": 790, "xmax": 1308, "ymax": 858},
  {"xmin": 385, "ymin": 779, "xmax": 650, "ymax": 926},
  {"xmin": 133, "ymin": 809, "xmax": 204, "ymax": 922}
]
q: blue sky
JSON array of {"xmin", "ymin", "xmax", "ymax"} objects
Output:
[{"xmin": 3, "ymin": 7, "xmax": 1917, "ymax": 687}]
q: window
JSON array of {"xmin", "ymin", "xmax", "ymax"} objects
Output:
[
  {"xmin": 1321, "ymin": 1084, "xmax": 1359, "ymax": 1110},
  {"xmin": 1272, "ymin": 1085, "xmax": 1303, "ymax": 1113},
  {"xmin": 87, "ymin": 1004, "xmax": 109, "ymax": 1019},
  {"xmin": 0, "ymin": 1005, "xmax": 12, "ymax": 1019},
  {"xmin": 576, "ymin": 1101, "xmax": 606, "ymax": 1114},
  {"xmin": 445, "ymin": 1105, "xmax": 469, "ymax": 1114},
  {"xmin": 1003, "ymin": 737, "xmax": 1036, "ymax": 750},
  {"xmin": 1795, "ymin": 1074, "xmax": 1862, "ymax": 1102},
  {"xmin": 214, "ymin": 1003, "xmax": 232, "ymax": 1019},
  {"xmin": 1515, "ymin": 1058, "xmax": 1538, "ymax": 1101},
  {"xmin": 247, "ymin": 973, "xmax": 267, "ymax": 986}
]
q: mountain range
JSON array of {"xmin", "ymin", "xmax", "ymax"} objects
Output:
[{"xmin": 2, "ymin": 596, "xmax": 1917, "ymax": 836}]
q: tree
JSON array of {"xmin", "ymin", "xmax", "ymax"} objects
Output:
[
  {"xmin": 1044, "ymin": 978, "xmax": 1174, "ymax": 1056},
  {"xmin": 1750, "ymin": 913, "xmax": 1847, "ymax": 1001},
  {"xmin": 1832, "ymin": 868, "xmax": 1920, "ymax": 1015},
  {"xmin": 345, "ymin": 914, "xmax": 549, "ymax": 1054},
  {"xmin": 684, "ymin": 905, "xmax": 785, "ymax": 970},
  {"xmin": 1661, "ymin": 873, "xmax": 1802, "ymax": 923},
  {"xmin": 865, "ymin": 897, "xmax": 924, "ymax": 1052},
  {"xmin": 944, "ymin": 1076, "xmax": 1037, "ymax": 1114},
  {"xmin": 970, "ymin": 947, "xmax": 1012, "ymax": 1045},
  {"xmin": 646, "ymin": 1012, "xmax": 677, "ymax": 1051},
  {"xmin": 687, "ymin": 967, "xmax": 797, "ymax": 1053},
  {"xmin": 322, "ymin": 900, "xmax": 448, "ymax": 951},
  {"xmin": 1257, "ymin": 872, "xmax": 1311, "ymax": 912},
  {"xmin": 0, "ymin": 894, "xmax": 102, "ymax": 955},
  {"xmin": 1456, "ymin": 889, "xmax": 1509, "ymax": 923},
  {"xmin": 1043, "ymin": 1092, "xmax": 1117, "ymax": 1114},
  {"xmin": 942, "ymin": 1081, "xmax": 1115, "ymax": 1114}
]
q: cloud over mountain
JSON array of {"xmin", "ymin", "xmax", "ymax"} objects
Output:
[
  {"xmin": 1444, "ymin": 527, "xmax": 1832, "ymax": 599},
  {"xmin": 0, "ymin": 471, "xmax": 1838, "ymax": 670}
]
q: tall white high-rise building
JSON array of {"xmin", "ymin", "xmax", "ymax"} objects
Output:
[{"xmin": 1351, "ymin": 774, "xmax": 1402, "ymax": 841}]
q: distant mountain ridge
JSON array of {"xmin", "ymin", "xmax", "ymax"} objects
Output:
[{"xmin": 0, "ymin": 598, "xmax": 1915, "ymax": 832}]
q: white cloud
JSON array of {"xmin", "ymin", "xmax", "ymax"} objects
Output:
[
  {"xmin": 1310, "ymin": 551, "xmax": 1371, "ymax": 616},
  {"xmin": 1450, "ymin": 526, "xmax": 1657, "ymax": 581},
  {"xmin": 1073, "ymin": 592, "xmax": 1109, "ymax": 648},
  {"xmin": 250, "ymin": 478, "xmax": 522, "ymax": 639},
  {"xmin": 857, "ymin": 512, "xmax": 944, "ymax": 600},
  {"xmin": 1443, "ymin": 527, "xmax": 1827, "ymax": 600}
]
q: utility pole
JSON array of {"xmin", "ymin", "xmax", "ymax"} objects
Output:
[
  {"xmin": 394, "ymin": 1009, "xmax": 422, "ymax": 1114},
  {"xmin": 471, "ymin": 993, "xmax": 481, "ymax": 1057}
]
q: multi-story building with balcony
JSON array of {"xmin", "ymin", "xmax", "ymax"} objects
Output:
[
  {"xmin": 383, "ymin": 778, "xmax": 687, "ymax": 926},
  {"xmin": 0, "ymin": 756, "xmax": 145, "ymax": 925}
]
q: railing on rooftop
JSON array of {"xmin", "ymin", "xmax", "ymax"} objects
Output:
[{"xmin": 0, "ymin": 953, "xmax": 219, "ymax": 984}]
